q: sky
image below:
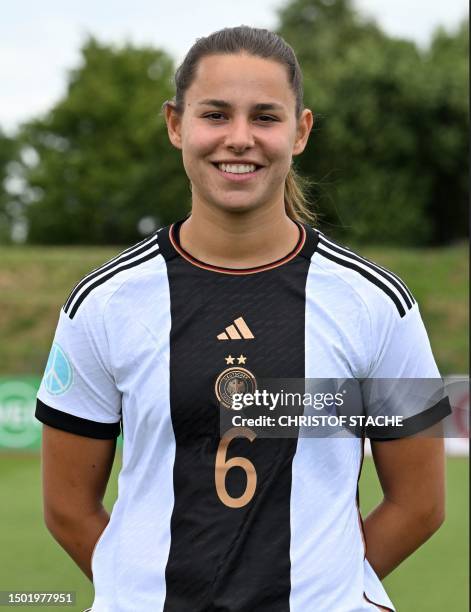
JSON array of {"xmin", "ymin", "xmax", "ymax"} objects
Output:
[{"xmin": 1, "ymin": 0, "xmax": 468, "ymax": 134}]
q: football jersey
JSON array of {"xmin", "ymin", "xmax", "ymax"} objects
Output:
[{"xmin": 36, "ymin": 220, "xmax": 450, "ymax": 612}]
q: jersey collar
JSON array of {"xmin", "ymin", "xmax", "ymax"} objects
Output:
[{"xmin": 158, "ymin": 217, "xmax": 319, "ymax": 275}]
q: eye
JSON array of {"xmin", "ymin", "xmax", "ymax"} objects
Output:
[
  {"xmin": 204, "ymin": 113, "xmax": 226, "ymax": 120},
  {"xmin": 257, "ymin": 115, "xmax": 278, "ymax": 122}
]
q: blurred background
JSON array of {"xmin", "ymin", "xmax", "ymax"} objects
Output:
[{"xmin": 0, "ymin": 0, "xmax": 468, "ymax": 610}]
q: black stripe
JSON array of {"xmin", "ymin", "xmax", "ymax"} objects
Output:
[
  {"xmin": 161, "ymin": 224, "xmax": 316, "ymax": 611},
  {"xmin": 68, "ymin": 248, "xmax": 161, "ymax": 319},
  {"xmin": 318, "ymin": 232, "xmax": 414, "ymax": 303},
  {"xmin": 317, "ymin": 246, "xmax": 407, "ymax": 317},
  {"xmin": 64, "ymin": 235, "xmax": 159, "ymax": 313},
  {"xmin": 367, "ymin": 396, "xmax": 452, "ymax": 440},
  {"xmin": 320, "ymin": 233, "xmax": 415, "ymax": 304},
  {"xmin": 35, "ymin": 399, "xmax": 121, "ymax": 439},
  {"xmin": 318, "ymin": 235, "xmax": 414, "ymax": 309},
  {"xmin": 375, "ymin": 265, "xmax": 414, "ymax": 304},
  {"xmin": 63, "ymin": 235, "xmax": 154, "ymax": 311}
]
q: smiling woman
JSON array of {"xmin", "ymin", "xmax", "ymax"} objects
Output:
[
  {"xmin": 161, "ymin": 48, "xmax": 314, "ymax": 267},
  {"xmin": 36, "ymin": 25, "xmax": 450, "ymax": 612}
]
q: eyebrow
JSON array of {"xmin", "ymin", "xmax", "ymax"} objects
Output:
[{"xmin": 197, "ymin": 99, "xmax": 285, "ymax": 112}]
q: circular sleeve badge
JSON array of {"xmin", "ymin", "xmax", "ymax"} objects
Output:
[{"xmin": 43, "ymin": 343, "xmax": 74, "ymax": 395}]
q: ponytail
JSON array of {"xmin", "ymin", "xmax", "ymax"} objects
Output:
[{"xmin": 284, "ymin": 164, "xmax": 316, "ymax": 225}]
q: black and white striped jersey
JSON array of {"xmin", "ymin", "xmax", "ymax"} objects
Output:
[{"xmin": 36, "ymin": 220, "xmax": 449, "ymax": 612}]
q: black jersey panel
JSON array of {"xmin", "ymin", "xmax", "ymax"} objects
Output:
[{"xmin": 160, "ymin": 226, "xmax": 316, "ymax": 612}]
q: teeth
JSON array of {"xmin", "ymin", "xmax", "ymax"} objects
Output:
[{"xmin": 217, "ymin": 163, "xmax": 257, "ymax": 174}]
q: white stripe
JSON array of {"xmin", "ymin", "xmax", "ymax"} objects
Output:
[
  {"xmin": 319, "ymin": 232, "xmax": 413, "ymax": 302},
  {"xmin": 316, "ymin": 241, "xmax": 410, "ymax": 313},
  {"xmin": 66, "ymin": 242, "xmax": 161, "ymax": 315}
]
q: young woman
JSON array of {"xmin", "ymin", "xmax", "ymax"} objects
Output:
[{"xmin": 36, "ymin": 26, "xmax": 450, "ymax": 612}]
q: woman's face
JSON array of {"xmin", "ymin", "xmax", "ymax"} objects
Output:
[{"xmin": 165, "ymin": 52, "xmax": 313, "ymax": 215}]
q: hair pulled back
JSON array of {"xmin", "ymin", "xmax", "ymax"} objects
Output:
[{"xmin": 162, "ymin": 25, "xmax": 315, "ymax": 224}]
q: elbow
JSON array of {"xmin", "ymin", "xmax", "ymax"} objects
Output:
[
  {"xmin": 43, "ymin": 497, "xmax": 104, "ymax": 537},
  {"xmin": 43, "ymin": 503, "xmax": 69, "ymax": 536},
  {"xmin": 43, "ymin": 501, "xmax": 81, "ymax": 538},
  {"xmin": 419, "ymin": 501, "xmax": 446, "ymax": 537}
]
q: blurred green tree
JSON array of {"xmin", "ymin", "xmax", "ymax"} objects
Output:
[
  {"xmin": 12, "ymin": 2, "xmax": 468, "ymax": 246},
  {"xmin": 277, "ymin": 0, "xmax": 468, "ymax": 244},
  {"xmin": 418, "ymin": 21, "xmax": 469, "ymax": 243},
  {"xmin": 18, "ymin": 38, "xmax": 189, "ymax": 244},
  {"xmin": 0, "ymin": 130, "xmax": 18, "ymax": 243}
]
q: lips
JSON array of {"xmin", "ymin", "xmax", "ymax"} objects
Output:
[{"xmin": 212, "ymin": 161, "xmax": 264, "ymax": 168}]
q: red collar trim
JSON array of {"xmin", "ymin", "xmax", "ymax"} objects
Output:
[{"xmin": 169, "ymin": 222, "xmax": 306, "ymax": 275}]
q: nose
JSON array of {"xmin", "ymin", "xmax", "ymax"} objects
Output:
[{"xmin": 224, "ymin": 116, "xmax": 255, "ymax": 151}]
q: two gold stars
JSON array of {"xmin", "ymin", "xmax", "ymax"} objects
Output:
[{"xmin": 225, "ymin": 354, "xmax": 247, "ymax": 365}]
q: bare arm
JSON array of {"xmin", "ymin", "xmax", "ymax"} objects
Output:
[
  {"xmin": 41, "ymin": 424, "xmax": 117, "ymax": 581},
  {"xmin": 363, "ymin": 434, "xmax": 446, "ymax": 579}
]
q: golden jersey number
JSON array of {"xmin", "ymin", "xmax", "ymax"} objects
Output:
[{"xmin": 215, "ymin": 427, "xmax": 257, "ymax": 508}]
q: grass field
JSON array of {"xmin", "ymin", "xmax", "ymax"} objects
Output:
[
  {"xmin": 0, "ymin": 454, "xmax": 468, "ymax": 612},
  {"xmin": 0, "ymin": 243, "xmax": 468, "ymax": 375}
]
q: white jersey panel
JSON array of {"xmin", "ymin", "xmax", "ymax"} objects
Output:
[
  {"xmin": 290, "ymin": 438, "xmax": 373, "ymax": 611},
  {"xmin": 90, "ymin": 255, "xmax": 176, "ymax": 611},
  {"xmin": 290, "ymin": 253, "xmax": 399, "ymax": 612}
]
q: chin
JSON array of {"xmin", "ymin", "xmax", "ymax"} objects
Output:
[
  {"xmin": 205, "ymin": 192, "xmax": 265, "ymax": 213},
  {"xmin": 212, "ymin": 200, "xmax": 260, "ymax": 215}
]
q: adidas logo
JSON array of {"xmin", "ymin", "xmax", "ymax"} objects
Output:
[{"xmin": 217, "ymin": 317, "xmax": 254, "ymax": 341}]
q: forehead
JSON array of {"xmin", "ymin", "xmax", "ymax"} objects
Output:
[{"xmin": 185, "ymin": 53, "xmax": 295, "ymax": 111}]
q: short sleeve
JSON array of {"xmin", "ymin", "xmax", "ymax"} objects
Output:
[
  {"xmin": 36, "ymin": 296, "xmax": 122, "ymax": 439},
  {"xmin": 363, "ymin": 301, "xmax": 451, "ymax": 439}
]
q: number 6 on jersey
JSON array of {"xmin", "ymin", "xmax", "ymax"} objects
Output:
[{"xmin": 215, "ymin": 427, "xmax": 257, "ymax": 508}]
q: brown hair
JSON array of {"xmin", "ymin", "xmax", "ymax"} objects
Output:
[{"xmin": 162, "ymin": 25, "xmax": 315, "ymax": 224}]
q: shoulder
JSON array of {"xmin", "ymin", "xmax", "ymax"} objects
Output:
[
  {"xmin": 62, "ymin": 229, "xmax": 165, "ymax": 321},
  {"xmin": 309, "ymin": 230, "xmax": 437, "ymax": 378},
  {"xmin": 311, "ymin": 229, "xmax": 416, "ymax": 320}
]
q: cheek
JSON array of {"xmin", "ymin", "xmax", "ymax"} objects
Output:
[
  {"xmin": 264, "ymin": 129, "xmax": 295, "ymax": 160},
  {"xmin": 182, "ymin": 121, "xmax": 217, "ymax": 159},
  {"xmin": 182, "ymin": 140, "xmax": 213, "ymax": 180},
  {"xmin": 266, "ymin": 136, "xmax": 294, "ymax": 169}
]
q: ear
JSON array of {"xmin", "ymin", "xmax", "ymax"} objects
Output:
[
  {"xmin": 292, "ymin": 108, "xmax": 314, "ymax": 157},
  {"xmin": 164, "ymin": 102, "xmax": 183, "ymax": 150}
]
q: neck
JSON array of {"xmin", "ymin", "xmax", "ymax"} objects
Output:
[{"xmin": 178, "ymin": 202, "xmax": 300, "ymax": 269}]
